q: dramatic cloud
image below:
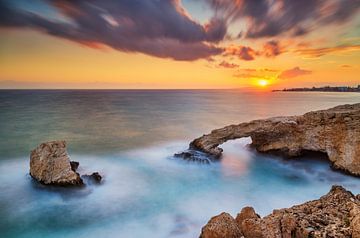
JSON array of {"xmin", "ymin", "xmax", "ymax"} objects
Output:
[
  {"xmin": 224, "ymin": 41, "xmax": 285, "ymax": 61},
  {"xmin": 218, "ymin": 60, "xmax": 238, "ymax": 68},
  {"xmin": 295, "ymin": 45, "xmax": 360, "ymax": 58},
  {"xmin": 207, "ymin": 0, "xmax": 360, "ymax": 38},
  {"xmin": 279, "ymin": 67, "xmax": 312, "ymax": 79},
  {"xmin": 0, "ymin": 0, "xmax": 227, "ymax": 60}
]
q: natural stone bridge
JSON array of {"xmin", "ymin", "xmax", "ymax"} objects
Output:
[{"xmin": 175, "ymin": 103, "xmax": 360, "ymax": 176}]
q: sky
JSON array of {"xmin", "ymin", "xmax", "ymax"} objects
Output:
[{"xmin": 0, "ymin": 0, "xmax": 359, "ymax": 90}]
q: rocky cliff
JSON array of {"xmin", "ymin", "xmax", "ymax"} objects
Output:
[
  {"xmin": 200, "ymin": 185, "xmax": 360, "ymax": 238},
  {"xmin": 177, "ymin": 103, "xmax": 360, "ymax": 176}
]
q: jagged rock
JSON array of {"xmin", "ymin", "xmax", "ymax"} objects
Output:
[
  {"xmin": 174, "ymin": 150, "xmax": 212, "ymax": 164},
  {"xmin": 70, "ymin": 161, "xmax": 79, "ymax": 172},
  {"xmin": 199, "ymin": 212, "xmax": 243, "ymax": 238},
  {"xmin": 200, "ymin": 185, "xmax": 360, "ymax": 238},
  {"xmin": 82, "ymin": 172, "xmax": 102, "ymax": 184},
  {"xmin": 30, "ymin": 141, "xmax": 83, "ymax": 186},
  {"xmin": 178, "ymin": 104, "xmax": 360, "ymax": 176}
]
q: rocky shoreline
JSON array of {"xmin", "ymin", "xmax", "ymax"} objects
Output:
[
  {"xmin": 200, "ymin": 185, "xmax": 360, "ymax": 238},
  {"xmin": 176, "ymin": 103, "xmax": 360, "ymax": 176}
]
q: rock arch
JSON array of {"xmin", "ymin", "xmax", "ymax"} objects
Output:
[{"xmin": 177, "ymin": 104, "xmax": 360, "ymax": 176}]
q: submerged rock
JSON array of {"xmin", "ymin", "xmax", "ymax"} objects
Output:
[
  {"xmin": 177, "ymin": 103, "xmax": 360, "ymax": 176},
  {"xmin": 200, "ymin": 185, "xmax": 360, "ymax": 238},
  {"xmin": 174, "ymin": 150, "xmax": 212, "ymax": 164},
  {"xmin": 82, "ymin": 172, "xmax": 102, "ymax": 184},
  {"xmin": 30, "ymin": 141, "xmax": 83, "ymax": 186}
]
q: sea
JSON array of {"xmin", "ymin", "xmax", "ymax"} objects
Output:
[{"xmin": 0, "ymin": 90, "xmax": 359, "ymax": 238}]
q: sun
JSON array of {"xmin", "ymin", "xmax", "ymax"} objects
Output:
[{"xmin": 257, "ymin": 79, "xmax": 269, "ymax": 87}]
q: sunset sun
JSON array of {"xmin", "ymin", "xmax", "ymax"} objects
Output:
[{"xmin": 257, "ymin": 79, "xmax": 269, "ymax": 87}]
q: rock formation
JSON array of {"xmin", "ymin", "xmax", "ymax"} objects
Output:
[
  {"xmin": 82, "ymin": 172, "xmax": 102, "ymax": 184},
  {"xmin": 30, "ymin": 141, "xmax": 101, "ymax": 186},
  {"xmin": 200, "ymin": 185, "xmax": 360, "ymax": 238},
  {"xmin": 177, "ymin": 103, "xmax": 360, "ymax": 176}
]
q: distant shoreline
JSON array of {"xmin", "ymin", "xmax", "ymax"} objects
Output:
[{"xmin": 273, "ymin": 85, "xmax": 360, "ymax": 93}]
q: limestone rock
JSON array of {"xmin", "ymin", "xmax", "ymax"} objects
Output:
[
  {"xmin": 30, "ymin": 141, "xmax": 83, "ymax": 186},
  {"xmin": 199, "ymin": 186, "xmax": 360, "ymax": 238},
  {"xmin": 200, "ymin": 212, "xmax": 243, "ymax": 238},
  {"xmin": 178, "ymin": 103, "xmax": 360, "ymax": 176}
]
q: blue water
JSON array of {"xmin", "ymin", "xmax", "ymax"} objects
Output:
[{"xmin": 0, "ymin": 90, "xmax": 359, "ymax": 238}]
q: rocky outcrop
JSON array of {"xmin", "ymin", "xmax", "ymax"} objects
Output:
[
  {"xmin": 200, "ymin": 212, "xmax": 243, "ymax": 238},
  {"xmin": 30, "ymin": 141, "xmax": 83, "ymax": 186},
  {"xmin": 200, "ymin": 185, "xmax": 360, "ymax": 238},
  {"xmin": 178, "ymin": 103, "xmax": 360, "ymax": 176},
  {"xmin": 30, "ymin": 141, "xmax": 102, "ymax": 186}
]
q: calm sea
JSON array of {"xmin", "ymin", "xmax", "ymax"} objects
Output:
[{"xmin": 0, "ymin": 90, "xmax": 359, "ymax": 237}]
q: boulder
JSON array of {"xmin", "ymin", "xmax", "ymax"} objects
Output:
[
  {"xmin": 30, "ymin": 141, "xmax": 83, "ymax": 186},
  {"xmin": 178, "ymin": 103, "xmax": 360, "ymax": 176},
  {"xmin": 200, "ymin": 212, "xmax": 243, "ymax": 238}
]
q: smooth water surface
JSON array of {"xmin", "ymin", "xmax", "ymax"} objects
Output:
[{"xmin": 0, "ymin": 90, "xmax": 359, "ymax": 238}]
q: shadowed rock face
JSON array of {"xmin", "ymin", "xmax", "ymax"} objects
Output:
[
  {"xmin": 179, "ymin": 103, "xmax": 360, "ymax": 176},
  {"xmin": 200, "ymin": 185, "xmax": 360, "ymax": 238},
  {"xmin": 30, "ymin": 141, "xmax": 83, "ymax": 186}
]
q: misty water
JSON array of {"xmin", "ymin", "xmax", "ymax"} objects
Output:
[{"xmin": 0, "ymin": 90, "xmax": 359, "ymax": 238}]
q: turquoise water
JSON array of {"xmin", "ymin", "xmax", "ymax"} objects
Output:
[{"xmin": 0, "ymin": 90, "xmax": 359, "ymax": 237}]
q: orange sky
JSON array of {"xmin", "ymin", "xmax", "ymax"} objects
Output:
[{"xmin": 0, "ymin": 1, "xmax": 359, "ymax": 90}]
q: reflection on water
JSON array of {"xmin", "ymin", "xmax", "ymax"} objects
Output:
[{"xmin": 0, "ymin": 90, "xmax": 360, "ymax": 238}]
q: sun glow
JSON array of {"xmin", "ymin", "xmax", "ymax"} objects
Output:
[{"xmin": 257, "ymin": 79, "xmax": 269, "ymax": 87}]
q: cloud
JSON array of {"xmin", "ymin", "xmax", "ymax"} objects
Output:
[
  {"xmin": 224, "ymin": 41, "xmax": 285, "ymax": 61},
  {"xmin": 224, "ymin": 45, "xmax": 258, "ymax": 60},
  {"xmin": 233, "ymin": 68, "xmax": 279, "ymax": 78},
  {"xmin": 218, "ymin": 60, "xmax": 238, "ymax": 68},
  {"xmin": 340, "ymin": 64, "xmax": 352, "ymax": 68},
  {"xmin": 295, "ymin": 44, "xmax": 360, "ymax": 58},
  {"xmin": 0, "ymin": 0, "xmax": 226, "ymax": 61},
  {"xmin": 262, "ymin": 40, "xmax": 283, "ymax": 57},
  {"xmin": 279, "ymin": 67, "xmax": 312, "ymax": 79},
  {"xmin": 206, "ymin": 0, "xmax": 360, "ymax": 38}
]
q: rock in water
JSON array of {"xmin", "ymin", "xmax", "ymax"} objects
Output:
[
  {"xmin": 178, "ymin": 103, "xmax": 360, "ymax": 176},
  {"xmin": 200, "ymin": 185, "xmax": 360, "ymax": 238},
  {"xmin": 82, "ymin": 172, "xmax": 102, "ymax": 184},
  {"xmin": 30, "ymin": 141, "xmax": 83, "ymax": 186}
]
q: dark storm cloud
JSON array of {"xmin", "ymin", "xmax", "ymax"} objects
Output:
[
  {"xmin": 207, "ymin": 0, "xmax": 360, "ymax": 38},
  {"xmin": 0, "ymin": 0, "xmax": 226, "ymax": 60}
]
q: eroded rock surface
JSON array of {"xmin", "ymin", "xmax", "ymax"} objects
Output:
[
  {"xmin": 200, "ymin": 186, "xmax": 360, "ymax": 238},
  {"xmin": 30, "ymin": 141, "xmax": 83, "ymax": 186},
  {"xmin": 179, "ymin": 104, "xmax": 360, "ymax": 176},
  {"xmin": 200, "ymin": 212, "xmax": 243, "ymax": 238}
]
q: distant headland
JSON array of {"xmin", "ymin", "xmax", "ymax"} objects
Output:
[{"xmin": 273, "ymin": 85, "xmax": 360, "ymax": 92}]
